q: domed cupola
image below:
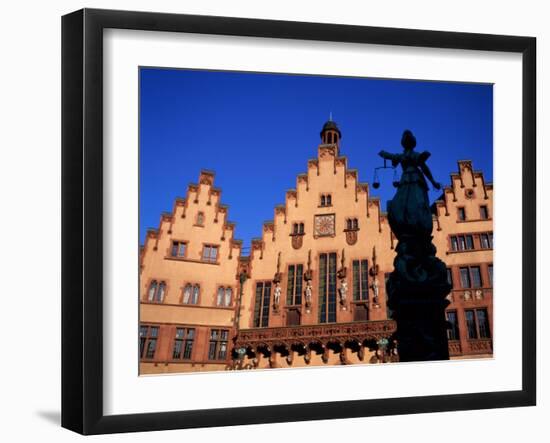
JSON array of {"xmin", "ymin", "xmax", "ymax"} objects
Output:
[{"xmin": 320, "ymin": 117, "xmax": 341, "ymax": 146}]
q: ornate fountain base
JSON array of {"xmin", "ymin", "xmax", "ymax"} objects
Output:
[
  {"xmin": 389, "ymin": 296, "xmax": 450, "ymax": 361},
  {"xmin": 387, "ymin": 235, "xmax": 451, "ymax": 362}
]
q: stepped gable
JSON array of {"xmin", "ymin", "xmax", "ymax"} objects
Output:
[
  {"xmin": 141, "ymin": 169, "xmax": 242, "ymax": 262},
  {"xmin": 246, "ymin": 119, "xmax": 389, "ymax": 259},
  {"xmin": 432, "ymin": 159, "xmax": 493, "ymax": 220}
]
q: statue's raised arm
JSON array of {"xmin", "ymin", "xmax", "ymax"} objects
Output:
[{"xmin": 378, "ymin": 150, "xmax": 401, "ymax": 167}]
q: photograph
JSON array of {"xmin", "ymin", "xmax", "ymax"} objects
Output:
[{"xmin": 138, "ymin": 68, "xmax": 494, "ymax": 375}]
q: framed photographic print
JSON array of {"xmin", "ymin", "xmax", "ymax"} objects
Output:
[{"xmin": 61, "ymin": 8, "xmax": 536, "ymax": 435}]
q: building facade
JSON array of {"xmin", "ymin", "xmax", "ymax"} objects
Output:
[
  {"xmin": 139, "ymin": 170, "xmax": 242, "ymax": 373},
  {"xmin": 139, "ymin": 121, "xmax": 493, "ymax": 374}
]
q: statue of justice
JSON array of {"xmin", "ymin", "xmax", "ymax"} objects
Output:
[{"xmin": 376, "ymin": 130, "xmax": 451, "ymax": 362}]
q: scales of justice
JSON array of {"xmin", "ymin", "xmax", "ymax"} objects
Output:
[
  {"xmin": 371, "ymin": 129, "xmax": 451, "ymax": 362},
  {"xmin": 371, "ymin": 157, "xmax": 400, "ymax": 189}
]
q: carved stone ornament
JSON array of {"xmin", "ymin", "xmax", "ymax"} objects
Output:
[
  {"xmin": 339, "ymin": 349, "xmax": 349, "ymax": 365},
  {"xmin": 235, "ymin": 320, "xmax": 396, "ymax": 351},
  {"xmin": 291, "ymin": 234, "xmax": 303, "ymax": 249},
  {"xmin": 319, "ymin": 146, "xmax": 336, "ymax": 158},
  {"xmin": 200, "ymin": 176, "xmax": 213, "ymax": 186},
  {"xmin": 345, "ymin": 230, "xmax": 358, "ymax": 245},
  {"xmin": 275, "ymin": 206, "xmax": 286, "ymax": 216},
  {"xmin": 286, "ymin": 352, "xmax": 294, "ymax": 366},
  {"xmin": 465, "ymin": 188, "xmax": 475, "ymax": 199},
  {"xmin": 304, "ymin": 347, "xmax": 311, "ymax": 364},
  {"xmin": 358, "ymin": 345, "xmax": 365, "ymax": 361},
  {"xmin": 321, "ymin": 346, "xmax": 329, "ymax": 364}
]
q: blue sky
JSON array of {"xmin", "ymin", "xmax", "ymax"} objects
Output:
[{"xmin": 140, "ymin": 68, "xmax": 493, "ymax": 247}]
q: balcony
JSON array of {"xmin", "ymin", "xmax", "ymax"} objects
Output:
[
  {"xmin": 232, "ymin": 320, "xmax": 397, "ymax": 368},
  {"xmin": 235, "ymin": 320, "xmax": 396, "ymax": 350}
]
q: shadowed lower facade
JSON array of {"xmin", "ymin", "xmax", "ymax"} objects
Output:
[{"xmin": 139, "ymin": 121, "xmax": 493, "ymax": 374}]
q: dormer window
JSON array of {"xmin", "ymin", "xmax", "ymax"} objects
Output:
[
  {"xmin": 346, "ymin": 218, "xmax": 359, "ymax": 230},
  {"xmin": 320, "ymin": 194, "xmax": 332, "ymax": 207},
  {"xmin": 292, "ymin": 222, "xmax": 305, "ymax": 235}
]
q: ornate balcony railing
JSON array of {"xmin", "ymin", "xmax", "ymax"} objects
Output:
[
  {"xmin": 235, "ymin": 320, "xmax": 396, "ymax": 350},
  {"xmin": 448, "ymin": 340, "xmax": 462, "ymax": 356},
  {"xmin": 467, "ymin": 338, "xmax": 493, "ymax": 354}
]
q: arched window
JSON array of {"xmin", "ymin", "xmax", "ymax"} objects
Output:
[
  {"xmin": 147, "ymin": 280, "xmax": 166, "ymax": 303},
  {"xmin": 183, "ymin": 284, "xmax": 192, "ymax": 304},
  {"xmin": 196, "ymin": 212, "xmax": 205, "ymax": 226},
  {"xmin": 321, "ymin": 195, "xmax": 326, "ymax": 206},
  {"xmin": 326, "ymin": 194, "xmax": 332, "ymax": 206},
  {"xmin": 347, "ymin": 219, "xmax": 352, "ymax": 230},
  {"xmin": 293, "ymin": 223, "xmax": 299, "ymax": 234},
  {"xmin": 299, "ymin": 223, "xmax": 304, "ymax": 234},
  {"xmin": 353, "ymin": 218, "xmax": 359, "ymax": 229},
  {"xmin": 192, "ymin": 285, "xmax": 200, "ymax": 304},
  {"xmin": 156, "ymin": 282, "xmax": 166, "ymax": 302},
  {"xmin": 183, "ymin": 284, "xmax": 199, "ymax": 304},
  {"xmin": 148, "ymin": 281, "xmax": 158, "ymax": 301},
  {"xmin": 217, "ymin": 287, "xmax": 224, "ymax": 306},
  {"xmin": 224, "ymin": 288, "xmax": 232, "ymax": 306}
]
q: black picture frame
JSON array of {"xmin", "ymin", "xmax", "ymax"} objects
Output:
[{"xmin": 61, "ymin": 8, "xmax": 536, "ymax": 435}]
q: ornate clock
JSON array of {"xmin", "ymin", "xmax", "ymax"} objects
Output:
[{"xmin": 314, "ymin": 214, "xmax": 336, "ymax": 238}]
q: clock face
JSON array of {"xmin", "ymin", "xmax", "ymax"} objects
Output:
[{"xmin": 314, "ymin": 214, "xmax": 335, "ymax": 237}]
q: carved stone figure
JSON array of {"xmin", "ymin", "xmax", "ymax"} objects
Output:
[
  {"xmin": 273, "ymin": 281, "xmax": 281, "ymax": 309},
  {"xmin": 371, "ymin": 277, "xmax": 380, "ymax": 305},
  {"xmin": 339, "ymin": 280, "xmax": 348, "ymax": 307},
  {"xmin": 304, "ymin": 280, "xmax": 312, "ymax": 311},
  {"xmin": 379, "ymin": 130, "xmax": 451, "ymax": 362}
]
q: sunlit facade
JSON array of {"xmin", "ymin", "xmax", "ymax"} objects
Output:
[{"xmin": 139, "ymin": 121, "xmax": 493, "ymax": 374}]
